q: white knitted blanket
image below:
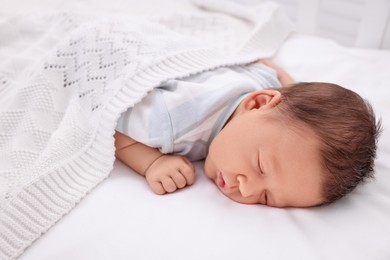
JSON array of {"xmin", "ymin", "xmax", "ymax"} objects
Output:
[{"xmin": 0, "ymin": 2, "xmax": 291, "ymax": 259}]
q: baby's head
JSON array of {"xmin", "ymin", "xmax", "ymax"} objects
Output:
[{"xmin": 204, "ymin": 82, "xmax": 381, "ymax": 207}]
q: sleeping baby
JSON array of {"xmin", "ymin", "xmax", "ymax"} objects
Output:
[{"xmin": 114, "ymin": 59, "xmax": 381, "ymax": 208}]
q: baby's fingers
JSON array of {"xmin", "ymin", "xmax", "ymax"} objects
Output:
[
  {"xmin": 149, "ymin": 181, "xmax": 166, "ymax": 195},
  {"xmin": 179, "ymin": 157, "xmax": 196, "ymax": 185},
  {"xmin": 170, "ymin": 172, "xmax": 187, "ymax": 189},
  {"xmin": 161, "ymin": 177, "xmax": 177, "ymax": 193}
]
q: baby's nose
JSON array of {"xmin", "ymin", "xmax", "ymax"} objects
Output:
[{"xmin": 237, "ymin": 175, "xmax": 257, "ymax": 198}]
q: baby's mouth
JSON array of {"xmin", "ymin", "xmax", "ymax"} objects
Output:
[{"xmin": 217, "ymin": 171, "xmax": 226, "ymax": 189}]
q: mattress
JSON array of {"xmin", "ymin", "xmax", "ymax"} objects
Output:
[{"xmin": 2, "ymin": 0, "xmax": 390, "ymax": 259}]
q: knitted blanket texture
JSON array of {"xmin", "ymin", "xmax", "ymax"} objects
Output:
[{"xmin": 0, "ymin": 2, "xmax": 291, "ymax": 258}]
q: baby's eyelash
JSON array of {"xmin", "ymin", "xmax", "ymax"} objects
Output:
[{"xmin": 258, "ymin": 159, "xmax": 264, "ymax": 175}]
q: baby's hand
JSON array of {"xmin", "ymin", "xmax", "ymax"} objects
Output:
[{"xmin": 144, "ymin": 155, "xmax": 195, "ymax": 194}]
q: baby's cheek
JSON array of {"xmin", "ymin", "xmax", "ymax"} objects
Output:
[{"xmin": 203, "ymin": 156, "xmax": 214, "ymax": 179}]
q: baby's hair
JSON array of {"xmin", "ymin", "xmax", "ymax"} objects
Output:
[{"xmin": 277, "ymin": 82, "xmax": 381, "ymax": 205}]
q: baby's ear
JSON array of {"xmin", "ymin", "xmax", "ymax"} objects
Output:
[{"xmin": 241, "ymin": 90, "xmax": 282, "ymax": 111}]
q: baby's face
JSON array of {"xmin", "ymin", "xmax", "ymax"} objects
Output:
[{"xmin": 204, "ymin": 91, "xmax": 324, "ymax": 208}]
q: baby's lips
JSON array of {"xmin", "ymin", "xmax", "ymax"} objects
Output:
[{"xmin": 217, "ymin": 171, "xmax": 226, "ymax": 189}]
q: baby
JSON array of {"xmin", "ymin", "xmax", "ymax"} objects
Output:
[{"xmin": 114, "ymin": 59, "xmax": 380, "ymax": 208}]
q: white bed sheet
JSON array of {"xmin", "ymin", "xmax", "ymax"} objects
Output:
[
  {"xmin": 18, "ymin": 34, "xmax": 390, "ymax": 260},
  {"xmin": 2, "ymin": 1, "xmax": 389, "ymax": 260}
]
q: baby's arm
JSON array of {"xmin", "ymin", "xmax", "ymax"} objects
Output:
[
  {"xmin": 114, "ymin": 131, "xmax": 195, "ymax": 194},
  {"xmin": 256, "ymin": 59, "xmax": 295, "ymax": 87}
]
